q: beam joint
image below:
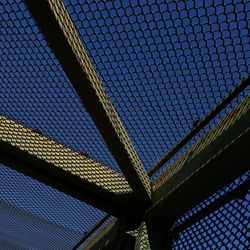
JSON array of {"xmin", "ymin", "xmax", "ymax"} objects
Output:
[{"xmin": 24, "ymin": 0, "xmax": 151, "ymax": 207}]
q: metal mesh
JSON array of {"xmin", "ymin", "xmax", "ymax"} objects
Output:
[
  {"xmin": 0, "ymin": 115, "xmax": 132, "ymax": 194},
  {"xmin": 47, "ymin": 0, "xmax": 151, "ymax": 197},
  {"xmin": 0, "ymin": 0, "xmax": 121, "ymax": 173},
  {"xmin": 134, "ymin": 222, "xmax": 150, "ymax": 250},
  {"xmin": 0, "ymin": 163, "xmax": 105, "ymax": 250},
  {"xmin": 1, "ymin": 0, "xmax": 249, "ymax": 249},
  {"xmin": 64, "ymin": 0, "xmax": 250, "ymax": 174},
  {"xmin": 151, "ymin": 86, "xmax": 249, "ymax": 182},
  {"xmin": 170, "ymin": 170, "xmax": 250, "ymax": 250},
  {"xmin": 153, "ymin": 95, "xmax": 250, "ymax": 190}
]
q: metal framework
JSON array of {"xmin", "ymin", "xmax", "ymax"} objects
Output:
[
  {"xmin": 0, "ymin": 116, "xmax": 132, "ymax": 216},
  {"xmin": 80, "ymin": 96, "xmax": 250, "ymax": 249},
  {"xmin": 23, "ymin": 0, "xmax": 152, "ymax": 210},
  {"xmin": 1, "ymin": 0, "xmax": 249, "ymax": 249}
]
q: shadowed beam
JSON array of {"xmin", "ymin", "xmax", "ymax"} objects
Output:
[
  {"xmin": 24, "ymin": 0, "xmax": 151, "ymax": 207},
  {"xmin": 84, "ymin": 218, "xmax": 135, "ymax": 250},
  {"xmin": 72, "ymin": 214, "xmax": 111, "ymax": 250},
  {"xmin": 146, "ymin": 96, "xmax": 250, "ymax": 226},
  {"xmin": 148, "ymin": 76, "xmax": 249, "ymax": 177},
  {"xmin": 0, "ymin": 116, "xmax": 132, "ymax": 216}
]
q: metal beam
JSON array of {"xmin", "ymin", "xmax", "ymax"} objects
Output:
[
  {"xmin": 24, "ymin": 0, "xmax": 151, "ymax": 207},
  {"xmin": 84, "ymin": 96, "xmax": 250, "ymax": 248},
  {"xmin": 146, "ymin": 96, "xmax": 250, "ymax": 225},
  {"xmin": 72, "ymin": 214, "xmax": 111, "ymax": 250},
  {"xmin": 170, "ymin": 178, "xmax": 250, "ymax": 236},
  {"xmin": 145, "ymin": 221, "xmax": 171, "ymax": 249},
  {"xmin": 84, "ymin": 219, "xmax": 123, "ymax": 250},
  {"xmin": 148, "ymin": 76, "xmax": 249, "ymax": 177},
  {"xmin": 0, "ymin": 116, "xmax": 132, "ymax": 216}
]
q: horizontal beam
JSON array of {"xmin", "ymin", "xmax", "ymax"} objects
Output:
[
  {"xmin": 24, "ymin": 0, "xmax": 151, "ymax": 207},
  {"xmin": 146, "ymin": 96, "xmax": 250, "ymax": 225},
  {"xmin": 0, "ymin": 116, "xmax": 132, "ymax": 216}
]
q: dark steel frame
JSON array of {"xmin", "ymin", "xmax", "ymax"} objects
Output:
[
  {"xmin": 0, "ymin": 139, "xmax": 132, "ymax": 217},
  {"xmin": 148, "ymin": 77, "xmax": 249, "ymax": 177},
  {"xmin": 79, "ymin": 105, "xmax": 250, "ymax": 249}
]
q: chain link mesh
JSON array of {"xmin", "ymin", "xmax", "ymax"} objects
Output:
[
  {"xmin": 1, "ymin": 0, "xmax": 249, "ymax": 249},
  {"xmin": 0, "ymin": 0, "xmax": 121, "ymax": 173},
  {"xmin": 0, "ymin": 115, "xmax": 132, "ymax": 194},
  {"xmin": 63, "ymin": 0, "xmax": 250, "ymax": 175},
  {"xmin": 170, "ymin": 170, "xmax": 250, "ymax": 250},
  {"xmin": 0, "ymin": 163, "xmax": 106, "ymax": 250}
]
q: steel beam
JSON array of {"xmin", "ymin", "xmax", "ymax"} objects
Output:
[
  {"xmin": 146, "ymin": 97, "xmax": 250, "ymax": 225},
  {"xmin": 24, "ymin": 0, "xmax": 151, "ymax": 207},
  {"xmin": 0, "ymin": 116, "xmax": 132, "ymax": 216},
  {"xmin": 84, "ymin": 219, "xmax": 123, "ymax": 250},
  {"xmin": 170, "ymin": 178, "xmax": 250, "ymax": 236},
  {"xmin": 148, "ymin": 76, "xmax": 249, "ymax": 177},
  {"xmin": 72, "ymin": 214, "xmax": 111, "ymax": 250}
]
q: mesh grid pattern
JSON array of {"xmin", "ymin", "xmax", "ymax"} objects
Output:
[
  {"xmin": 47, "ymin": 0, "xmax": 151, "ymax": 197},
  {"xmin": 1, "ymin": 0, "xmax": 249, "ymax": 249},
  {"xmin": 134, "ymin": 222, "xmax": 150, "ymax": 250},
  {"xmin": 64, "ymin": 0, "xmax": 250, "ymax": 173},
  {"xmin": 0, "ymin": 115, "xmax": 132, "ymax": 194},
  {"xmin": 152, "ymin": 86, "xmax": 249, "ymax": 181},
  {"xmin": 0, "ymin": 0, "xmax": 121, "ymax": 173},
  {"xmin": 171, "ymin": 171, "xmax": 250, "ymax": 250},
  {"xmin": 0, "ymin": 164, "xmax": 105, "ymax": 250},
  {"xmin": 154, "ymin": 95, "xmax": 250, "ymax": 190}
]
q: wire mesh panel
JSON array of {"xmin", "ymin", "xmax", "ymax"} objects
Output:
[
  {"xmin": 63, "ymin": 0, "xmax": 250, "ymax": 174},
  {"xmin": 170, "ymin": 170, "xmax": 250, "ymax": 250},
  {"xmin": 151, "ymin": 85, "xmax": 249, "ymax": 181},
  {"xmin": 0, "ymin": 163, "xmax": 106, "ymax": 250},
  {"xmin": 0, "ymin": 115, "xmax": 132, "ymax": 194},
  {"xmin": 1, "ymin": 0, "xmax": 250, "ymax": 249},
  {"xmin": 0, "ymin": 0, "xmax": 121, "ymax": 173}
]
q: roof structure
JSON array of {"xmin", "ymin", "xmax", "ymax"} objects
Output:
[{"xmin": 0, "ymin": 0, "xmax": 249, "ymax": 249}]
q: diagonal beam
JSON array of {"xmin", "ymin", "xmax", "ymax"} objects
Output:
[
  {"xmin": 24, "ymin": 0, "xmax": 151, "ymax": 206},
  {"xmin": 84, "ymin": 218, "xmax": 135, "ymax": 250},
  {"xmin": 72, "ymin": 214, "xmax": 111, "ymax": 250},
  {"xmin": 148, "ymin": 77, "xmax": 249, "ymax": 177},
  {"xmin": 0, "ymin": 116, "xmax": 132, "ymax": 216},
  {"xmin": 146, "ymin": 95, "xmax": 250, "ymax": 225}
]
